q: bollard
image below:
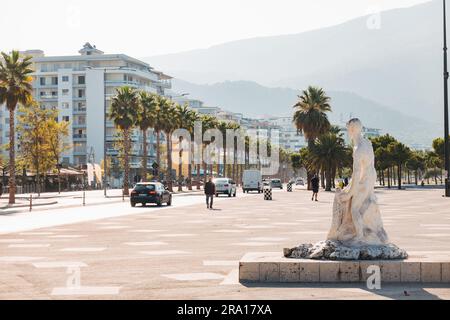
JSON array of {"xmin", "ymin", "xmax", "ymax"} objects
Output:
[
  {"xmin": 29, "ymin": 194, "xmax": 32, "ymax": 212},
  {"xmin": 83, "ymin": 190, "xmax": 86, "ymax": 206},
  {"xmin": 287, "ymin": 183, "xmax": 293, "ymax": 192},
  {"xmin": 263, "ymin": 187, "xmax": 272, "ymax": 201}
]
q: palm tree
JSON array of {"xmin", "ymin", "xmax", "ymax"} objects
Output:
[
  {"xmin": 109, "ymin": 86, "xmax": 139, "ymax": 196},
  {"xmin": 153, "ymin": 95, "xmax": 166, "ymax": 180},
  {"xmin": 173, "ymin": 104, "xmax": 196, "ymax": 191},
  {"xmin": 293, "ymin": 86, "xmax": 331, "ymax": 189},
  {"xmin": 159, "ymin": 98, "xmax": 177, "ymax": 192},
  {"xmin": 0, "ymin": 51, "xmax": 34, "ymax": 204},
  {"xmin": 137, "ymin": 92, "xmax": 158, "ymax": 182},
  {"xmin": 200, "ymin": 115, "xmax": 219, "ymax": 183},
  {"xmin": 186, "ymin": 110, "xmax": 200, "ymax": 190},
  {"xmin": 387, "ymin": 141, "xmax": 411, "ymax": 190},
  {"xmin": 309, "ymin": 131, "xmax": 348, "ymax": 191}
]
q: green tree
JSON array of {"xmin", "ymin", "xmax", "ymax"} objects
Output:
[
  {"xmin": 173, "ymin": 104, "xmax": 197, "ymax": 191},
  {"xmin": 110, "ymin": 86, "xmax": 139, "ymax": 196},
  {"xmin": 47, "ymin": 114, "xmax": 70, "ymax": 193},
  {"xmin": 371, "ymin": 134, "xmax": 397, "ymax": 187},
  {"xmin": 309, "ymin": 131, "xmax": 348, "ymax": 191},
  {"xmin": 387, "ymin": 141, "xmax": 411, "ymax": 190},
  {"xmin": 290, "ymin": 153, "xmax": 302, "ymax": 177},
  {"xmin": 293, "ymin": 86, "xmax": 331, "ymax": 189},
  {"xmin": 0, "ymin": 51, "xmax": 34, "ymax": 204},
  {"xmin": 406, "ymin": 150, "xmax": 425, "ymax": 185},
  {"xmin": 137, "ymin": 92, "xmax": 158, "ymax": 182},
  {"xmin": 17, "ymin": 102, "xmax": 55, "ymax": 196},
  {"xmin": 159, "ymin": 97, "xmax": 177, "ymax": 192}
]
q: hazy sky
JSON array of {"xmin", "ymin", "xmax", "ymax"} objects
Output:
[{"xmin": 1, "ymin": 0, "xmax": 431, "ymax": 57}]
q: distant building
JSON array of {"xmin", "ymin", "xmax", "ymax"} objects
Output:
[
  {"xmin": 265, "ymin": 116, "xmax": 306, "ymax": 152},
  {"xmin": 0, "ymin": 43, "xmax": 172, "ymax": 185}
]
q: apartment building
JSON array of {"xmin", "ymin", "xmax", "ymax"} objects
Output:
[
  {"xmin": 265, "ymin": 116, "xmax": 307, "ymax": 152},
  {"xmin": 0, "ymin": 44, "xmax": 172, "ymax": 182}
]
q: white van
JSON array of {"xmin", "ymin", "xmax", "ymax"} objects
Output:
[{"xmin": 243, "ymin": 170, "xmax": 262, "ymax": 193}]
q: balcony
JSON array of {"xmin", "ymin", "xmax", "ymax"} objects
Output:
[
  {"xmin": 39, "ymin": 94, "xmax": 58, "ymax": 100},
  {"xmin": 73, "ymin": 134, "xmax": 87, "ymax": 140},
  {"xmin": 72, "ymin": 122, "xmax": 87, "ymax": 128},
  {"xmin": 73, "ymin": 107, "xmax": 87, "ymax": 114}
]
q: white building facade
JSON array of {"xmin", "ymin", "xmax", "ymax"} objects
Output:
[{"xmin": 0, "ymin": 44, "xmax": 171, "ymax": 183}]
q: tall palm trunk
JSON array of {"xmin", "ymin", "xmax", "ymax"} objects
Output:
[
  {"xmin": 325, "ymin": 169, "xmax": 332, "ymax": 191},
  {"xmin": 397, "ymin": 164, "xmax": 402, "ymax": 190},
  {"xmin": 123, "ymin": 129, "xmax": 130, "ymax": 196},
  {"xmin": 387, "ymin": 168, "xmax": 391, "ymax": 188},
  {"xmin": 188, "ymin": 141, "xmax": 193, "ymax": 191},
  {"xmin": 196, "ymin": 164, "xmax": 201, "ymax": 190},
  {"xmin": 8, "ymin": 109, "xmax": 16, "ymax": 204},
  {"xmin": 223, "ymin": 146, "xmax": 227, "ymax": 177},
  {"xmin": 178, "ymin": 136, "xmax": 183, "ymax": 192},
  {"xmin": 166, "ymin": 133, "xmax": 173, "ymax": 192},
  {"xmin": 155, "ymin": 130, "xmax": 161, "ymax": 180},
  {"xmin": 142, "ymin": 129, "xmax": 148, "ymax": 182}
]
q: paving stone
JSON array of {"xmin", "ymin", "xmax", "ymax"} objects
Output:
[
  {"xmin": 401, "ymin": 262, "xmax": 421, "ymax": 282},
  {"xmin": 299, "ymin": 261, "xmax": 320, "ymax": 282},
  {"xmin": 319, "ymin": 261, "xmax": 340, "ymax": 282},
  {"xmin": 339, "ymin": 262, "xmax": 360, "ymax": 282},
  {"xmin": 441, "ymin": 263, "xmax": 450, "ymax": 283},
  {"xmin": 280, "ymin": 262, "xmax": 300, "ymax": 283},
  {"xmin": 421, "ymin": 262, "xmax": 441, "ymax": 283},
  {"xmin": 239, "ymin": 262, "xmax": 260, "ymax": 282},
  {"xmin": 360, "ymin": 261, "xmax": 380, "ymax": 282},
  {"xmin": 260, "ymin": 263, "xmax": 280, "ymax": 282},
  {"xmin": 380, "ymin": 261, "xmax": 401, "ymax": 282}
]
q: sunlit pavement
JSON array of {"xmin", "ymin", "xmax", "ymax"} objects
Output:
[{"xmin": 0, "ymin": 187, "xmax": 449, "ymax": 300}]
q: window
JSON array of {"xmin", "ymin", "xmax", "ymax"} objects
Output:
[
  {"xmin": 52, "ymin": 91, "xmax": 58, "ymax": 97},
  {"xmin": 52, "ymin": 77, "xmax": 58, "ymax": 85},
  {"xmin": 63, "ymin": 116, "xmax": 70, "ymax": 122},
  {"xmin": 62, "ymin": 102, "xmax": 69, "ymax": 109},
  {"xmin": 40, "ymin": 77, "xmax": 46, "ymax": 86},
  {"xmin": 62, "ymin": 76, "xmax": 69, "ymax": 82},
  {"xmin": 62, "ymin": 89, "xmax": 69, "ymax": 96},
  {"xmin": 78, "ymin": 76, "xmax": 85, "ymax": 85},
  {"xmin": 78, "ymin": 89, "xmax": 85, "ymax": 98}
]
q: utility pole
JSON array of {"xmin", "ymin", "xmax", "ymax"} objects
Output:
[
  {"xmin": 444, "ymin": 0, "xmax": 450, "ymax": 197},
  {"xmin": 103, "ymin": 69, "xmax": 108, "ymax": 197}
]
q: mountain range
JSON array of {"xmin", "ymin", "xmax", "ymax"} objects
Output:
[
  {"xmin": 171, "ymin": 79, "xmax": 438, "ymax": 148},
  {"xmin": 144, "ymin": 0, "xmax": 445, "ymax": 148}
]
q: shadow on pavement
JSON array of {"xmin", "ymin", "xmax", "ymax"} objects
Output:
[{"xmin": 241, "ymin": 282, "xmax": 445, "ymax": 300}]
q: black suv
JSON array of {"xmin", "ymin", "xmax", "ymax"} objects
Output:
[{"xmin": 130, "ymin": 182, "xmax": 172, "ymax": 207}]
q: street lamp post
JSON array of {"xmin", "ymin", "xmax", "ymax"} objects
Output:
[
  {"xmin": 444, "ymin": 0, "xmax": 450, "ymax": 197},
  {"xmin": 103, "ymin": 69, "xmax": 108, "ymax": 198}
]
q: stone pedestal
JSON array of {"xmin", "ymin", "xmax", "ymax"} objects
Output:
[{"xmin": 239, "ymin": 252, "xmax": 450, "ymax": 283}]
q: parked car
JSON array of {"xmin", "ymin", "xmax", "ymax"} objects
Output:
[
  {"xmin": 130, "ymin": 182, "xmax": 172, "ymax": 207},
  {"xmin": 213, "ymin": 178, "xmax": 237, "ymax": 197},
  {"xmin": 295, "ymin": 178, "xmax": 305, "ymax": 186},
  {"xmin": 270, "ymin": 179, "xmax": 283, "ymax": 189},
  {"xmin": 243, "ymin": 170, "xmax": 262, "ymax": 193}
]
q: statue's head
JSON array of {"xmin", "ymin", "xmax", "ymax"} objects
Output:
[{"xmin": 346, "ymin": 118, "xmax": 363, "ymax": 141}]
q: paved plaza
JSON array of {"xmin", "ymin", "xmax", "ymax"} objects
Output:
[{"xmin": 0, "ymin": 187, "xmax": 450, "ymax": 300}]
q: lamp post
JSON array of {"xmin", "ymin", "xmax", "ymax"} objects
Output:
[
  {"xmin": 103, "ymin": 68, "xmax": 108, "ymax": 197},
  {"xmin": 444, "ymin": 0, "xmax": 450, "ymax": 197}
]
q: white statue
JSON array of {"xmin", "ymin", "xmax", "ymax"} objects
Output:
[{"xmin": 327, "ymin": 118, "xmax": 388, "ymax": 246}]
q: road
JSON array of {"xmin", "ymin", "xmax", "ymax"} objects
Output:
[{"xmin": 0, "ymin": 187, "xmax": 450, "ymax": 300}]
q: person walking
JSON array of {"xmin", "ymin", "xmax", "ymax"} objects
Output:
[
  {"xmin": 204, "ymin": 177, "xmax": 216, "ymax": 209},
  {"xmin": 311, "ymin": 174, "xmax": 319, "ymax": 202}
]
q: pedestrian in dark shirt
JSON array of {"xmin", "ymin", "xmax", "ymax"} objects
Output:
[
  {"xmin": 344, "ymin": 177, "xmax": 349, "ymax": 187},
  {"xmin": 311, "ymin": 174, "xmax": 319, "ymax": 202},
  {"xmin": 204, "ymin": 177, "xmax": 216, "ymax": 209}
]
